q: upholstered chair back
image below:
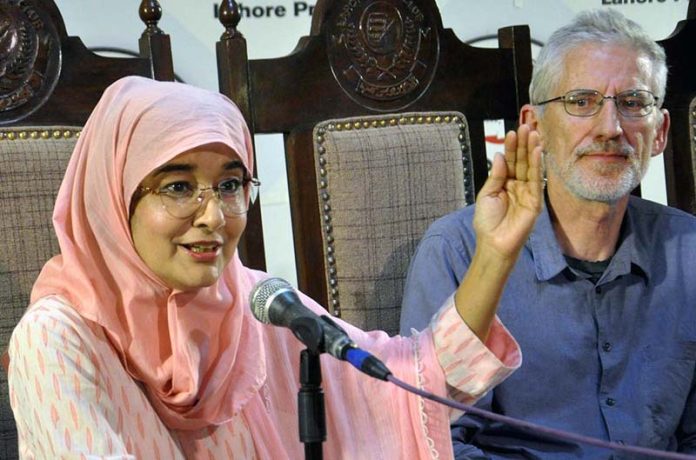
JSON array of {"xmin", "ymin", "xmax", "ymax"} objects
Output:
[
  {"xmin": 0, "ymin": 128, "xmax": 77, "ymax": 333},
  {"xmin": 0, "ymin": 129, "xmax": 79, "ymax": 456},
  {"xmin": 312, "ymin": 113, "xmax": 473, "ymax": 334}
]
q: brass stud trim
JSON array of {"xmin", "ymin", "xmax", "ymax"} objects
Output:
[{"xmin": 0, "ymin": 128, "xmax": 81, "ymax": 141}]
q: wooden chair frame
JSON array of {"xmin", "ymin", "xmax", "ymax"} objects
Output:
[{"xmin": 216, "ymin": 0, "xmax": 532, "ymax": 313}]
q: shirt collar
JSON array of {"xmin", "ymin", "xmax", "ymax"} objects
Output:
[
  {"xmin": 620, "ymin": 196, "xmax": 651, "ymax": 279},
  {"xmin": 528, "ymin": 203, "xmax": 567, "ymax": 281},
  {"xmin": 526, "ymin": 196, "xmax": 650, "ymax": 283}
]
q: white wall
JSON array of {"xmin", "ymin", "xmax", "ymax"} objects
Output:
[{"xmin": 55, "ymin": 0, "xmax": 691, "ymax": 285}]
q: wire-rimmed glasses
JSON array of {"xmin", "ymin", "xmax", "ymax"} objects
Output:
[
  {"xmin": 140, "ymin": 177, "xmax": 261, "ymax": 219},
  {"xmin": 536, "ymin": 89, "xmax": 658, "ymax": 118}
]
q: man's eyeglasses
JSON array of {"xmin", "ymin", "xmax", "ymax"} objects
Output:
[
  {"xmin": 140, "ymin": 177, "xmax": 261, "ymax": 219},
  {"xmin": 536, "ymin": 89, "xmax": 658, "ymax": 118}
]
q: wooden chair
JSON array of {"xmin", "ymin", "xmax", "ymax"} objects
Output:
[
  {"xmin": 216, "ymin": 0, "xmax": 532, "ymax": 335},
  {"xmin": 0, "ymin": 1, "xmax": 174, "ymax": 457},
  {"xmin": 660, "ymin": 0, "xmax": 696, "ymax": 214}
]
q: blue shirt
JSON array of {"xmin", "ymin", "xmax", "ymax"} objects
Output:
[{"xmin": 400, "ymin": 196, "xmax": 696, "ymax": 459}]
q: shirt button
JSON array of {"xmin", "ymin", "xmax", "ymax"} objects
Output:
[
  {"xmin": 595, "ymin": 286, "xmax": 602, "ymax": 294},
  {"xmin": 606, "ymin": 398, "xmax": 616, "ymax": 406},
  {"xmin": 602, "ymin": 342, "xmax": 612, "ymax": 352}
]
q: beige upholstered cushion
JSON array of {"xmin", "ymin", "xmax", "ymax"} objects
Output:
[
  {"xmin": 0, "ymin": 126, "xmax": 80, "ymax": 457},
  {"xmin": 313, "ymin": 112, "xmax": 474, "ymax": 335}
]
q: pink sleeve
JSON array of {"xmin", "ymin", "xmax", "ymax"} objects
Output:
[
  {"xmin": 430, "ymin": 294, "xmax": 521, "ymax": 405},
  {"xmin": 298, "ymin": 291, "xmax": 520, "ymax": 459}
]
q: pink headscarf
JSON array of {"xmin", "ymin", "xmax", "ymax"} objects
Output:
[{"xmin": 31, "ymin": 76, "xmax": 266, "ymax": 430}]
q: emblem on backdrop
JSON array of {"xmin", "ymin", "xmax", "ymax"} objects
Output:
[
  {"xmin": 328, "ymin": 0, "xmax": 438, "ymax": 111},
  {"xmin": 0, "ymin": 0, "xmax": 61, "ymax": 123}
]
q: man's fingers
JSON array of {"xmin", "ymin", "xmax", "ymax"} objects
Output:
[
  {"xmin": 504, "ymin": 130, "xmax": 517, "ymax": 178},
  {"xmin": 526, "ymin": 131, "xmax": 543, "ymax": 184},
  {"xmin": 515, "ymin": 125, "xmax": 530, "ymax": 181},
  {"xmin": 479, "ymin": 152, "xmax": 507, "ymax": 197}
]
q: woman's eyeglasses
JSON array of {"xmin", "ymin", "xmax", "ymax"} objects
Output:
[{"xmin": 140, "ymin": 177, "xmax": 260, "ymax": 219}]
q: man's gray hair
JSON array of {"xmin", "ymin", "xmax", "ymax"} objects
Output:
[{"xmin": 529, "ymin": 9, "xmax": 667, "ymax": 108}]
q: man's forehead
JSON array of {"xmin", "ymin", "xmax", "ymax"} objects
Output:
[{"xmin": 557, "ymin": 43, "xmax": 653, "ymax": 91}]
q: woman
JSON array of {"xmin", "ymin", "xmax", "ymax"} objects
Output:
[{"xmin": 7, "ymin": 76, "xmax": 542, "ymax": 458}]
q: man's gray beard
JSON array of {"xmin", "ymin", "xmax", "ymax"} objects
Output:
[{"xmin": 543, "ymin": 148, "xmax": 646, "ymax": 203}]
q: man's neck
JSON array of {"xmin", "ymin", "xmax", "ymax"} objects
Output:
[{"xmin": 546, "ymin": 182, "xmax": 629, "ymax": 261}]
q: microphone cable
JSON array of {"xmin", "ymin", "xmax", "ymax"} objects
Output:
[{"xmin": 387, "ymin": 374, "xmax": 696, "ymax": 460}]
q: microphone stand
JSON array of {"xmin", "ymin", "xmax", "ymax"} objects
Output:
[
  {"xmin": 299, "ymin": 349, "xmax": 325, "ymax": 460},
  {"xmin": 290, "ymin": 317, "xmax": 327, "ymax": 460}
]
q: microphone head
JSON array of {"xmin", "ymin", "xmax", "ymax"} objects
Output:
[{"xmin": 249, "ymin": 277, "xmax": 293, "ymax": 324}]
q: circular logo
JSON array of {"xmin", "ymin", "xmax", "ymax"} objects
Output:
[
  {"xmin": 360, "ymin": 2, "xmax": 403, "ymax": 55},
  {"xmin": 0, "ymin": 0, "xmax": 61, "ymax": 123},
  {"xmin": 328, "ymin": 0, "xmax": 439, "ymax": 111}
]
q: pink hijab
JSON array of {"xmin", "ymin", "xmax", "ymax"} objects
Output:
[{"xmin": 31, "ymin": 76, "xmax": 266, "ymax": 430}]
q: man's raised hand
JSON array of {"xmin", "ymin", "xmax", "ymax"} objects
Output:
[{"xmin": 473, "ymin": 124, "xmax": 544, "ymax": 260}]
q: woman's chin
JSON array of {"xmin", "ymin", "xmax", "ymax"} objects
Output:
[{"xmin": 167, "ymin": 271, "xmax": 221, "ymax": 292}]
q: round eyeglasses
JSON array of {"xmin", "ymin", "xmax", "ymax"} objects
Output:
[
  {"xmin": 536, "ymin": 89, "xmax": 658, "ymax": 118},
  {"xmin": 140, "ymin": 177, "xmax": 261, "ymax": 219}
]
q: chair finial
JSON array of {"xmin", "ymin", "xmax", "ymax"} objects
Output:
[
  {"xmin": 139, "ymin": 0, "xmax": 163, "ymax": 35},
  {"xmin": 219, "ymin": 0, "xmax": 242, "ymax": 40}
]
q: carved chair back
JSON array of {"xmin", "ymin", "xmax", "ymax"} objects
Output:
[{"xmin": 216, "ymin": 0, "xmax": 532, "ymax": 334}]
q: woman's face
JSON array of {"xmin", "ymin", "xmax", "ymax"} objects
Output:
[{"xmin": 130, "ymin": 148, "xmax": 248, "ymax": 291}]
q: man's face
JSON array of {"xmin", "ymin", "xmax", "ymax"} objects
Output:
[{"xmin": 536, "ymin": 43, "xmax": 669, "ymax": 203}]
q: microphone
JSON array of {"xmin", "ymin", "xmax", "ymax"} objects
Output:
[{"xmin": 250, "ymin": 277, "xmax": 392, "ymax": 381}]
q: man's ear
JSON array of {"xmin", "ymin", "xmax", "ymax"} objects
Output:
[{"xmin": 651, "ymin": 108, "xmax": 670, "ymax": 158}]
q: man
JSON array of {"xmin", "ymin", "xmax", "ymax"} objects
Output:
[{"xmin": 399, "ymin": 9, "xmax": 696, "ymax": 459}]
